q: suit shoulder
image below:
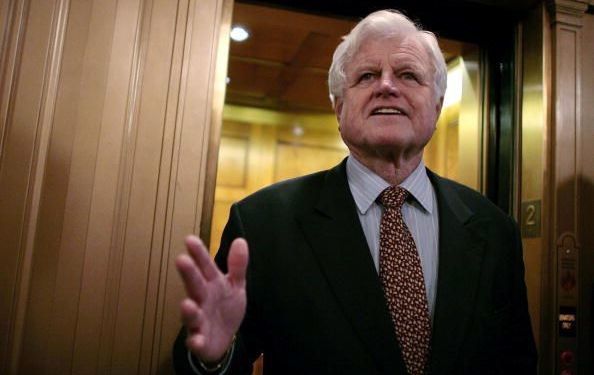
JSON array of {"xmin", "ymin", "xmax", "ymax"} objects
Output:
[
  {"xmin": 434, "ymin": 175, "xmax": 513, "ymax": 223},
  {"xmin": 235, "ymin": 169, "xmax": 329, "ymax": 211}
]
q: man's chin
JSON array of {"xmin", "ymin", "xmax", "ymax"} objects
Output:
[{"xmin": 369, "ymin": 136, "xmax": 412, "ymax": 150}]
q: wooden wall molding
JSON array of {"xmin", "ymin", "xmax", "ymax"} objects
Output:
[
  {"xmin": 0, "ymin": 0, "xmax": 232, "ymax": 373},
  {"xmin": 0, "ymin": 0, "xmax": 25, "ymax": 158},
  {"xmin": 12, "ymin": 0, "xmax": 71, "ymax": 371},
  {"xmin": 548, "ymin": 0, "xmax": 589, "ymax": 27},
  {"xmin": 547, "ymin": 0, "xmax": 587, "ymax": 261},
  {"xmin": 0, "ymin": 0, "xmax": 71, "ymax": 372},
  {"xmin": 579, "ymin": 12, "xmax": 594, "ymax": 373},
  {"xmin": 545, "ymin": 0, "xmax": 588, "ymax": 372},
  {"xmin": 199, "ymin": 0, "xmax": 233, "ymax": 246}
]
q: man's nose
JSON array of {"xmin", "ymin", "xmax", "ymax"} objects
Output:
[{"xmin": 375, "ymin": 72, "xmax": 399, "ymax": 96}]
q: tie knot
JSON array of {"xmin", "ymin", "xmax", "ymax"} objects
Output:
[{"xmin": 379, "ymin": 186, "xmax": 409, "ymax": 209}]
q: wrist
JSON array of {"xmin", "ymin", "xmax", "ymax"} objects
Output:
[{"xmin": 190, "ymin": 336, "xmax": 236, "ymax": 373}]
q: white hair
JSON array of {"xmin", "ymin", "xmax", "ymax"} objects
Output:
[{"xmin": 328, "ymin": 10, "xmax": 447, "ymax": 107}]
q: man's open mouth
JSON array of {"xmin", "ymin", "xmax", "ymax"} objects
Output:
[{"xmin": 370, "ymin": 107, "xmax": 405, "ymax": 115}]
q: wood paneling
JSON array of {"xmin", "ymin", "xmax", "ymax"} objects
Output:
[
  {"xmin": 0, "ymin": 0, "xmax": 68, "ymax": 372},
  {"xmin": 0, "ymin": 0, "xmax": 232, "ymax": 373},
  {"xmin": 225, "ymin": 3, "xmax": 353, "ymax": 112},
  {"xmin": 579, "ymin": 11, "xmax": 594, "ymax": 375},
  {"xmin": 546, "ymin": 1, "xmax": 590, "ymax": 373},
  {"xmin": 274, "ymin": 143, "xmax": 347, "ymax": 183},
  {"xmin": 209, "ymin": 113, "xmax": 348, "ymax": 253},
  {"xmin": 218, "ymin": 136, "xmax": 249, "ymax": 187}
]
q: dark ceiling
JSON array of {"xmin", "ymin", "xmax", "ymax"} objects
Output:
[{"xmin": 240, "ymin": 0, "xmax": 542, "ymax": 40}]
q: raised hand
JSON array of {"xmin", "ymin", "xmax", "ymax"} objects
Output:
[{"xmin": 175, "ymin": 235, "xmax": 249, "ymax": 363}]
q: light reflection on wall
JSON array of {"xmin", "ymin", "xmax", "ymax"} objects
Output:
[{"xmin": 425, "ymin": 49, "xmax": 481, "ymax": 191}]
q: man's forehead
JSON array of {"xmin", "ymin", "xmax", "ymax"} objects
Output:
[{"xmin": 348, "ymin": 35, "xmax": 429, "ymax": 69}]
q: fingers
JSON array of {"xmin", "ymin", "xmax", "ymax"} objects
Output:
[
  {"xmin": 175, "ymin": 254, "xmax": 207, "ymax": 302},
  {"xmin": 186, "ymin": 333, "xmax": 207, "ymax": 354},
  {"xmin": 185, "ymin": 235, "xmax": 219, "ymax": 281},
  {"xmin": 227, "ymin": 238, "xmax": 249, "ymax": 287},
  {"xmin": 180, "ymin": 298, "xmax": 202, "ymax": 332},
  {"xmin": 181, "ymin": 299, "xmax": 209, "ymax": 355}
]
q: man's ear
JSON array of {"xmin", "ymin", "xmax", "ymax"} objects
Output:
[
  {"xmin": 334, "ymin": 97, "xmax": 343, "ymax": 125},
  {"xmin": 436, "ymin": 95, "xmax": 444, "ymax": 114}
]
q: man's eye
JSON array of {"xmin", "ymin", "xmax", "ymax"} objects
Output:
[
  {"xmin": 359, "ymin": 72, "xmax": 375, "ymax": 82},
  {"xmin": 401, "ymin": 72, "xmax": 418, "ymax": 81}
]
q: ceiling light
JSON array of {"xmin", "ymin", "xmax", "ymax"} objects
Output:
[
  {"xmin": 292, "ymin": 124, "xmax": 304, "ymax": 137},
  {"xmin": 230, "ymin": 26, "xmax": 249, "ymax": 42}
]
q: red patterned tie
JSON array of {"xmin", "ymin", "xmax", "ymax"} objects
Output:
[{"xmin": 379, "ymin": 186, "xmax": 431, "ymax": 375}]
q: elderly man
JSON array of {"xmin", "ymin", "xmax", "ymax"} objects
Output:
[{"xmin": 173, "ymin": 9, "xmax": 537, "ymax": 375}]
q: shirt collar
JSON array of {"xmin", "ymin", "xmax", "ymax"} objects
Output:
[{"xmin": 346, "ymin": 155, "xmax": 434, "ymax": 215}]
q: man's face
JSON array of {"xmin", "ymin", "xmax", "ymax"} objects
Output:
[{"xmin": 334, "ymin": 35, "xmax": 443, "ymax": 161}]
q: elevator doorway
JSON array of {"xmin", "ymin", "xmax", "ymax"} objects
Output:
[
  {"xmin": 207, "ymin": 4, "xmax": 494, "ymax": 374},
  {"xmin": 209, "ymin": 3, "xmax": 485, "ymax": 254}
]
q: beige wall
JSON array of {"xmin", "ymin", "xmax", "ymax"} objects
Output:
[{"xmin": 0, "ymin": 0, "xmax": 231, "ymax": 373}]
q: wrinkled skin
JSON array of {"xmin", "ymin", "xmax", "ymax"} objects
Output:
[{"xmin": 334, "ymin": 34, "xmax": 443, "ymax": 185}]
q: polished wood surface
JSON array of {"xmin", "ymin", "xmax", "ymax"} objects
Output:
[
  {"xmin": 0, "ymin": 0, "xmax": 231, "ymax": 373},
  {"xmin": 579, "ymin": 11, "xmax": 594, "ymax": 374},
  {"xmin": 544, "ymin": 1, "xmax": 592, "ymax": 373}
]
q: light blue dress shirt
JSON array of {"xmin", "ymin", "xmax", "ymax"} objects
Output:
[{"xmin": 346, "ymin": 156, "xmax": 439, "ymax": 319}]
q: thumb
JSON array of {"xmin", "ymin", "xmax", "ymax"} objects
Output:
[{"xmin": 227, "ymin": 238, "xmax": 249, "ymax": 286}]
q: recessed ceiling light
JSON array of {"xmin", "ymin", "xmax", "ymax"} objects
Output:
[
  {"xmin": 230, "ymin": 25, "xmax": 249, "ymax": 42},
  {"xmin": 292, "ymin": 123, "xmax": 304, "ymax": 137}
]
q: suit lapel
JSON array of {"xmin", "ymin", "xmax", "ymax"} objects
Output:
[
  {"xmin": 427, "ymin": 171, "xmax": 486, "ymax": 374},
  {"xmin": 296, "ymin": 161, "xmax": 407, "ymax": 373}
]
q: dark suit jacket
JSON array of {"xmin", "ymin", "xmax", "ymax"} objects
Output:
[{"xmin": 174, "ymin": 159, "xmax": 537, "ymax": 374}]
